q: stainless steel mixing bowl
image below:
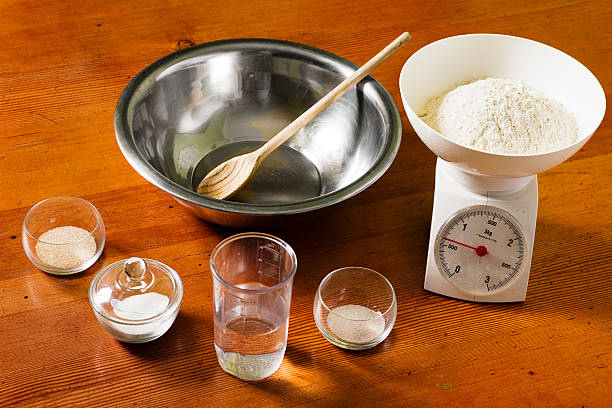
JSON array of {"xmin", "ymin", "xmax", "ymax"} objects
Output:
[{"xmin": 115, "ymin": 39, "xmax": 401, "ymax": 227}]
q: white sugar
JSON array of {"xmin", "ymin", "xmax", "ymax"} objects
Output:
[
  {"xmin": 327, "ymin": 304, "xmax": 386, "ymax": 344},
  {"xmin": 35, "ymin": 226, "xmax": 96, "ymax": 269}
]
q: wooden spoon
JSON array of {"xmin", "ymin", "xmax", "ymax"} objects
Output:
[{"xmin": 197, "ymin": 32, "xmax": 411, "ymax": 200}]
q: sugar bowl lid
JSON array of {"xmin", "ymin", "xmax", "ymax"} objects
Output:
[{"xmin": 89, "ymin": 257, "xmax": 183, "ymax": 323}]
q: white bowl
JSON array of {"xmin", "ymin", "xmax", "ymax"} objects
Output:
[{"xmin": 399, "ymin": 34, "xmax": 606, "ymax": 178}]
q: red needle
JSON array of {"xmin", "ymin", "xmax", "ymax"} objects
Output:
[{"xmin": 443, "ymin": 237, "xmax": 488, "ymax": 257}]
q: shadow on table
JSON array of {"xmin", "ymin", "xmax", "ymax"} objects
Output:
[
  {"xmin": 249, "ymin": 331, "xmax": 397, "ymax": 404},
  {"xmin": 117, "ymin": 310, "xmax": 218, "ymax": 380}
]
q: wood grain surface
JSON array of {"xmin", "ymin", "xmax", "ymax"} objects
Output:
[{"xmin": 0, "ymin": 0, "xmax": 610, "ymax": 406}]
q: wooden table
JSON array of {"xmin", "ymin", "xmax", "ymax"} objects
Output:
[{"xmin": 1, "ymin": 0, "xmax": 610, "ymax": 406}]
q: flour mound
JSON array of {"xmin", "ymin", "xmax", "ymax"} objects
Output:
[{"xmin": 421, "ymin": 78, "xmax": 578, "ymax": 154}]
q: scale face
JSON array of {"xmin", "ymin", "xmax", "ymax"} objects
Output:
[
  {"xmin": 424, "ymin": 159, "xmax": 538, "ymax": 303},
  {"xmin": 434, "ymin": 205, "xmax": 527, "ymax": 297}
]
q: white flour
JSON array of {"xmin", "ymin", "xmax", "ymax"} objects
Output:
[{"xmin": 421, "ymin": 78, "xmax": 578, "ymax": 154}]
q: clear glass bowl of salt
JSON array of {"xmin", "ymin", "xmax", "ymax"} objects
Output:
[
  {"xmin": 314, "ymin": 267, "xmax": 396, "ymax": 350},
  {"xmin": 89, "ymin": 257, "xmax": 183, "ymax": 343},
  {"xmin": 22, "ymin": 196, "xmax": 105, "ymax": 275}
]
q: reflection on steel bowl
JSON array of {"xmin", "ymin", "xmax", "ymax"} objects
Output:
[{"xmin": 115, "ymin": 39, "xmax": 401, "ymax": 228}]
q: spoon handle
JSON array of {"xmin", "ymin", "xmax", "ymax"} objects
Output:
[{"xmin": 255, "ymin": 32, "xmax": 411, "ymax": 161}]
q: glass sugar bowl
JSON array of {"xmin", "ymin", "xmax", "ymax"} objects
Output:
[
  {"xmin": 89, "ymin": 257, "xmax": 183, "ymax": 343},
  {"xmin": 314, "ymin": 267, "xmax": 397, "ymax": 350},
  {"xmin": 22, "ymin": 196, "xmax": 105, "ymax": 275}
]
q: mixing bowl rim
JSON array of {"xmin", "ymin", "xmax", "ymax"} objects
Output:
[{"xmin": 114, "ymin": 37, "xmax": 402, "ymax": 215}]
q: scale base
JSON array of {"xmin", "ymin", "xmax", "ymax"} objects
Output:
[{"xmin": 424, "ymin": 159, "xmax": 538, "ymax": 302}]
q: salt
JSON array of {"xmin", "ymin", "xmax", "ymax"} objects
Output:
[
  {"xmin": 111, "ymin": 293, "xmax": 170, "ymax": 320},
  {"xmin": 327, "ymin": 304, "xmax": 386, "ymax": 344},
  {"xmin": 35, "ymin": 226, "xmax": 96, "ymax": 269},
  {"xmin": 106, "ymin": 293, "xmax": 170, "ymax": 337}
]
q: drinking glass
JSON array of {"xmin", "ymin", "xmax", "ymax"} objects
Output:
[
  {"xmin": 211, "ymin": 232, "xmax": 297, "ymax": 381},
  {"xmin": 314, "ymin": 267, "xmax": 396, "ymax": 350},
  {"xmin": 22, "ymin": 196, "xmax": 105, "ymax": 275}
]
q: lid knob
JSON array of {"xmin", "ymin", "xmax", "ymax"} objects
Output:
[
  {"xmin": 119, "ymin": 257, "xmax": 151, "ymax": 291},
  {"xmin": 125, "ymin": 257, "xmax": 146, "ymax": 280}
]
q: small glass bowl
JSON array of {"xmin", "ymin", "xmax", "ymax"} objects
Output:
[
  {"xmin": 89, "ymin": 258, "xmax": 183, "ymax": 343},
  {"xmin": 22, "ymin": 196, "xmax": 105, "ymax": 275},
  {"xmin": 314, "ymin": 267, "xmax": 396, "ymax": 350}
]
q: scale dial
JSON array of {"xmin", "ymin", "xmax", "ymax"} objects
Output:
[{"xmin": 434, "ymin": 205, "xmax": 527, "ymax": 296}]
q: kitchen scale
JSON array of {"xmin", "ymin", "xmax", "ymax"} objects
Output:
[
  {"xmin": 399, "ymin": 34, "xmax": 606, "ymax": 302},
  {"xmin": 423, "ymin": 159, "xmax": 537, "ymax": 302}
]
